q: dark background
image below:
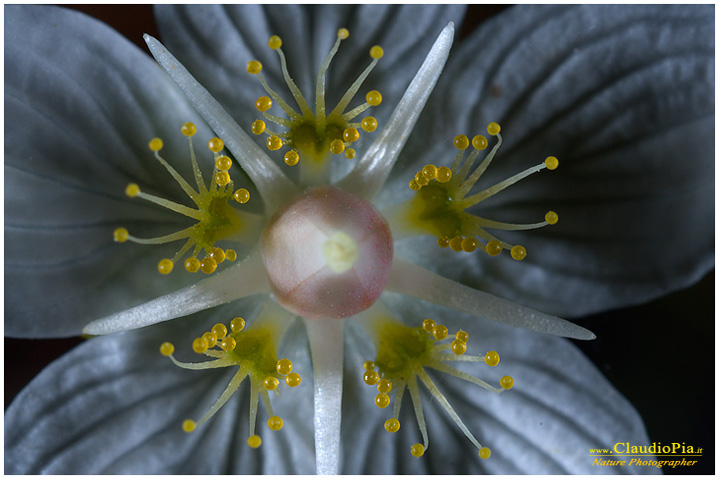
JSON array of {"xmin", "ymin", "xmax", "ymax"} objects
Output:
[{"xmin": 5, "ymin": 5, "xmax": 715, "ymax": 475}]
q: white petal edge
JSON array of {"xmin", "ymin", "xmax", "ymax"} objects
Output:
[
  {"xmin": 83, "ymin": 250, "xmax": 269, "ymax": 335},
  {"xmin": 144, "ymin": 34, "xmax": 300, "ymax": 213},
  {"xmin": 337, "ymin": 22, "xmax": 454, "ymax": 200},
  {"xmin": 304, "ymin": 317, "xmax": 345, "ymax": 475},
  {"xmin": 386, "ymin": 258, "xmax": 595, "ymax": 340}
]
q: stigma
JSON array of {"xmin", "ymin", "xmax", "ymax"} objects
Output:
[
  {"xmin": 383, "ymin": 122, "xmax": 559, "ymax": 261},
  {"xmin": 246, "ymin": 29, "xmax": 383, "ymax": 184},
  {"xmin": 260, "ymin": 186, "xmax": 393, "ymax": 320},
  {"xmin": 359, "ymin": 309, "xmax": 513, "ymax": 460},
  {"xmin": 113, "ymin": 122, "xmax": 263, "ymax": 275},
  {"xmin": 159, "ymin": 301, "xmax": 301, "ymax": 448}
]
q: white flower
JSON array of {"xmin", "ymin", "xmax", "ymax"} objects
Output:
[{"xmin": 5, "ymin": 5, "xmax": 713, "ymax": 475}]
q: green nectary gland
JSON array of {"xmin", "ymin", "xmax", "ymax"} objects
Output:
[
  {"xmin": 288, "ymin": 115, "xmax": 346, "ymax": 162},
  {"xmin": 374, "ymin": 323, "xmax": 435, "ymax": 378},
  {"xmin": 195, "ymin": 194, "xmax": 244, "ymax": 251},
  {"xmin": 227, "ymin": 329, "xmax": 279, "ymax": 376},
  {"xmin": 414, "ymin": 183, "xmax": 470, "ymax": 238}
]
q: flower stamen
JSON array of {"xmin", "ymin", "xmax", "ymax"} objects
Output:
[
  {"xmin": 159, "ymin": 303, "xmax": 301, "ymax": 447},
  {"xmin": 113, "ymin": 122, "xmax": 263, "ymax": 274},
  {"xmin": 246, "ymin": 29, "xmax": 383, "ymax": 184},
  {"xmin": 384, "ymin": 122, "xmax": 559, "ymax": 260},
  {"xmin": 359, "ymin": 309, "xmax": 513, "ymax": 459}
]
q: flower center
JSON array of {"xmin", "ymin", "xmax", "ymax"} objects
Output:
[
  {"xmin": 246, "ymin": 29, "xmax": 383, "ymax": 184},
  {"xmin": 260, "ymin": 185, "xmax": 393, "ymax": 320}
]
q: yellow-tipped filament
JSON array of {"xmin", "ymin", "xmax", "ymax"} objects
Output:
[
  {"xmin": 362, "ymin": 314, "xmax": 513, "ymax": 460},
  {"xmin": 160, "ymin": 309, "xmax": 301, "ymax": 447},
  {"xmin": 113, "ymin": 123, "xmax": 263, "ymax": 275},
  {"xmin": 386, "ymin": 122, "xmax": 559, "ymax": 261},
  {"xmin": 246, "ymin": 28, "xmax": 383, "ymax": 183}
]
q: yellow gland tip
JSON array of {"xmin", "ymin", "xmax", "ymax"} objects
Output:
[
  {"xmin": 410, "ymin": 443, "xmax": 425, "ymax": 458},
  {"xmin": 285, "ymin": 372, "xmax": 302, "ymax": 387},
  {"xmin": 157, "ymin": 258, "xmax": 174, "ymax": 275},
  {"xmin": 487, "ymin": 122, "xmax": 501, "ymax": 136},
  {"xmin": 422, "ymin": 164, "xmax": 438, "ymax": 180},
  {"xmin": 422, "ymin": 318, "xmax": 436, "ymax": 333},
  {"xmin": 182, "ymin": 419, "xmax": 196, "ymax": 433},
  {"xmin": 220, "ymin": 336, "xmax": 236, "ymax": 351},
  {"xmin": 215, "ymin": 171, "xmax": 231, "ymax": 187},
  {"xmin": 414, "ymin": 172, "xmax": 429, "ymax": 187},
  {"xmin": 363, "ymin": 370, "xmax": 379, "ymax": 385},
  {"xmin": 455, "ymin": 330, "xmax": 469, "ymax": 343},
  {"xmin": 510, "ymin": 245, "xmax": 527, "ymax": 261},
  {"xmin": 180, "ymin": 122, "xmax": 197, "ymax": 137},
  {"xmin": 363, "ymin": 360, "xmax": 375, "ymax": 370},
  {"xmin": 453, "ymin": 134, "xmax": 469, "ymax": 150},
  {"xmin": 200, "ymin": 256, "xmax": 217, "ymax": 274},
  {"xmin": 276, "ymin": 358, "xmax": 293, "ymax": 375},
  {"xmin": 366, "ymin": 90, "xmax": 382, "ymax": 106},
  {"xmin": 211, "ymin": 323, "xmax": 228, "ymax": 339},
  {"xmin": 268, "ymin": 416, "xmax": 284, "ymax": 431},
  {"xmin": 202, "ymin": 332, "xmax": 217, "ymax": 348},
  {"xmin": 345, "ymin": 148, "xmax": 356, "ymax": 160},
  {"xmin": 330, "ymin": 139, "xmax": 345, "ymax": 154},
  {"xmin": 113, "ymin": 227, "xmax": 129, "ymax": 243},
  {"xmin": 255, "ymin": 96, "xmax": 272, "ymax": 112},
  {"xmin": 544, "ymin": 156, "xmax": 559, "ymax": 170},
  {"xmin": 449, "ymin": 236, "xmax": 463, "ymax": 252},
  {"xmin": 500, "ymin": 375, "xmax": 515, "ymax": 390},
  {"xmin": 479, "ymin": 447, "xmax": 492, "ymax": 459},
  {"xmin": 209, "ymin": 246, "xmax": 226, "ymax": 263},
  {"xmin": 409, "ymin": 179, "xmax": 421, "ymax": 191},
  {"xmin": 384, "ymin": 418, "xmax": 400, "ymax": 433},
  {"xmin": 225, "ymin": 249, "xmax": 237, "ymax": 261},
  {"xmin": 234, "ymin": 188, "xmax": 251, "ymax": 204},
  {"xmin": 251, "ymin": 119, "xmax": 266, "ymax": 135},
  {"xmin": 461, "ymin": 237, "xmax": 478, "ymax": 252},
  {"xmin": 486, "ymin": 240, "xmax": 503, "ymax": 256},
  {"xmin": 192, "ymin": 337, "xmax": 208, "ymax": 354},
  {"xmin": 246, "ymin": 60, "xmax": 262, "ymax": 74},
  {"xmin": 343, "ymin": 127, "xmax": 360, "ymax": 143},
  {"xmin": 437, "ymin": 236, "xmax": 450, "ymax": 248},
  {"xmin": 436, "ymin": 166, "xmax": 452, "ymax": 183},
  {"xmin": 215, "ymin": 155, "xmax": 233, "ymax": 171},
  {"xmin": 377, "ymin": 379, "xmax": 392, "ymax": 394},
  {"xmin": 472, "ymin": 134, "xmax": 488, "ymax": 150},
  {"xmin": 337, "ymin": 28, "xmax": 349, "ymax": 39},
  {"xmin": 264, "ymin": 376, "xmax": 280, "ymax": 391},
  {"xmin": 451, "ymin": 339, "xmax": 467, "ymax": 355},
  {"xmin": 159, "ymin": 342, "xmax": 174, "ymax": 356},
  {"xmin": 148, "ymin": 137, "xmax": 163, "ymax": 152},
  {"xmin": 433, "ymin": 324, "xmax": 448, "ymax": 340},
  {"xmin": 374, "ymin": 393, "xmax": 390, "ymax": 408},
  {"xmin": 267, "ymin": 135, "xmax": 283, "ymax": 151},
  {"xmin": 247, "ymin": 435, "xmax": 262, "ymax": 448},
  {"xmin": 184, "ymin": 257, "xmax": 201, "ymax": 273},
  {"xmin": 369, "ymin": 45, "xmax": 384, "ymax": 59},
  {"xmin": 545, "ymin": 211, "xmax": 559, "ymax": 225},
  {"xmin": 125, "ymin": 183, "xmax": 140, "ymax": 198},
  {"xmin": 484, "ymin": 351, "xmax": 500, "ymax": 367},
  {"xmin": 268, "ymin": 35, "xmax": 282, "ymax": 50},
  {"xmin": 361, "ymin": 117, "xmax": 377, "ymax": 132},
  {"xmin": 230, "ymin": 317, "xmax": 245, "ymax": 332},
  {"xmin": 207, "ymin": 137, "xmax": 224, "ymax": 153},
  {"xmin": 284, "ymin": 150, "xmax": 299, "ymax": 166}
]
